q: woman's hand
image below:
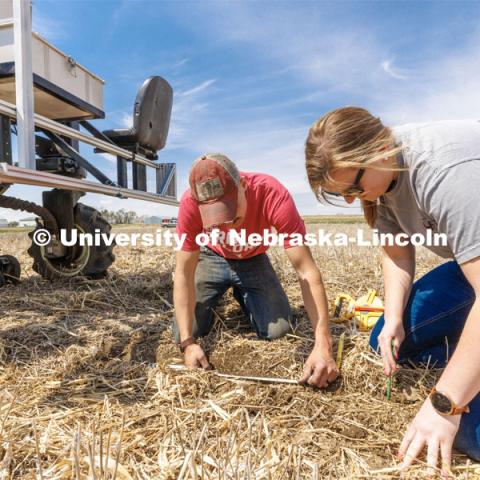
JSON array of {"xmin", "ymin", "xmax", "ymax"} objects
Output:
[
  {"xmin": 398, "ymin": 397, "xmax": 460, "ymax": 478},
  {"xmin": 377, "ymin": 319, "xmax": 405, "ymax": 376}
]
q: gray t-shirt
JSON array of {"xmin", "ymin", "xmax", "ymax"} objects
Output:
[{"xmin": 375, "ymin": 120, "xmax": 480, "ymax": 264}]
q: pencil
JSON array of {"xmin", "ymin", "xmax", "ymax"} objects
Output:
[
  {"xmin": 336, "ymin": 332, "xmax": 346, "ymax": 370},
  {"xmin": 386, "ymin": 340, "xmax": 396, "ymax": 401}
]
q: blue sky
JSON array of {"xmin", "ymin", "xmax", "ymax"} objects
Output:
[{"xmin": 2, "ymin": 0, "xmax": 480, "ymax": 221}]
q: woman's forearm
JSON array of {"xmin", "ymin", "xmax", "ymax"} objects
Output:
[
  {"xmin": 436, "ymin": 296, "xmax": 480, "ymax": 406},
  {"xmin": 382, "ymin": 244, "xmax": 415, "ymax": 323}
]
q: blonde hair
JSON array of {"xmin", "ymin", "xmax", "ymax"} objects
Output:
[{"xmin": 305, "ymin": 107, "xmax": 401, "ymax": 227}]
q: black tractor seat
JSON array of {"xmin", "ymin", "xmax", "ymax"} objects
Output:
[
  {"xmin": 102, "ymin": 76, "xmax": 173, "ymax": 160},
  {"xmin": 101, "ymin": 129, "xmax": 137, "ymax": 146}
]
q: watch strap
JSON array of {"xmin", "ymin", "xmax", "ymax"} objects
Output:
[
  {"xmin": 452, "ymin": 405, "xmax": 470, "ymax": 415},
  {"xmin": 179, "ymin": 336, "xmax": 196, "ymax": 353}
]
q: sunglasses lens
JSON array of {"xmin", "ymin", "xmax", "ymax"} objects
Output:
[{"xmin": 322, "ymin": 190, "xmax": 341, "ymax": 197}]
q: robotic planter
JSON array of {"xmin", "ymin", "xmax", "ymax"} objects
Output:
[{"xmin": 0, "ymin": 0, "xmax": 178, "ymax": 281}]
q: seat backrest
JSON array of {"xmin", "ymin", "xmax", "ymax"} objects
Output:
[{"xmin": 133, "ymin": 76, "xmax": 173, "ymax": 152}]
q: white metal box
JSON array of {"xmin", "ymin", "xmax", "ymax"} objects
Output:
[{"xmin": 0, "ymin": 10, "xmax": 104, "ymax": 121}]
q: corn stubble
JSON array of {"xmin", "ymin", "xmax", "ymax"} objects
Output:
[{"xmin": 0, "ymin": 224, "xmax": 477, "ymax": 479}]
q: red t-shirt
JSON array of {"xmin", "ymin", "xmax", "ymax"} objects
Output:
[{"xmin": 176, "ymin": 172, "xmax": 306, "ymax": 259}]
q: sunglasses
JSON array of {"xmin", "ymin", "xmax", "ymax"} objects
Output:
[{"xmin": 323, "ymin": 168, "xmax": 365, "ymax": 198}]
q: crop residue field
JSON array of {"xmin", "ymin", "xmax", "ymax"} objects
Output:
[{"xmin": 0, "ymin": 223, "xmax": 477, "ymax": 479}]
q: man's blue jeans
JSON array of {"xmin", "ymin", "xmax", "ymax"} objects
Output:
[
  {"xmin": 173, "ymin": 247, "xmax": 292, "ymax": 342},
  {"xmin": 370, "ymin": 261, "xmax": 480, "ymax": 460}
]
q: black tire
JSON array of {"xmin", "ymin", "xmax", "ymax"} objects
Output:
[
  {"xmin": 27, "ymin": 203, "xmax": 115, "ymax": 280},
  {"xmin": 0, "ymin": 255, "xmax": 21, "ymax": 284}
]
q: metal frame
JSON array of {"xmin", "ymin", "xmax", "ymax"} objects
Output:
[
  {"xmin": 0, "ymin": 0, "xmax": 177, "ymax": 206},
  {"xmin": 0, "ymin": 163, "xmax": 179, "ymax": 205},
  {"xmin": 13, "ymin": 0, "xmax": 35, "ymax": 169},
  {"xmin": 0, "ymin": 98, "xmax": 178, "ymax": 202},
  {"xmin": 0, "ymin": 116, "xmax": 12, "ymax": 165},
  {"xmin": 157, "ymin": 163, "xmax": 176, "ymax": 197}
]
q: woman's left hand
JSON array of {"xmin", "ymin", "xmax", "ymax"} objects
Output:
[{"xmin": 398, "ymin": 397, "xmax": 461, "ymax": 478}]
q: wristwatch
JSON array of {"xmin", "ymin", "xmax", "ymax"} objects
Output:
[
  {"xmin": 179, "ymin": 336, "xmax": 196, "ymax": 353},
  {"xmin": 429, "ymin": 387, "xmax": 470, "ymax": 416}
]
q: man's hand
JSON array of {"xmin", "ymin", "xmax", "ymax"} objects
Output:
[
  {"xmin": 398, "ymin": 397, "xmax": 460, "ymax": 479},
  {"xmin": 377, "ymin": 320, "xmax": 405, "ymax": 376},
  {"xmin": 299, "ymin": 346, "xmax": 339, "ymax": 387},
  {"xmin": 184, "ymin": 343, "xmax": 212, "ymax": 369}
]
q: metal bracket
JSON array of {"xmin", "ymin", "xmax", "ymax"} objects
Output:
[
  {"xmin": 0, "ymin": 183, "xmax": 10, "ymax": 195},
  {"xmin": 79, "ymin": 120, "xmax": 117, "ymax": 145},
  {"xmin": 156, "ymin": 163, "xmax": 176, "ymax": 197},
  {"xmin": 0, "ymin": 115, "xmax": 12, "ymax": 165},
  {"xmin": 40, "ymin": 129, "xmax": 116, "ymax": 186}
]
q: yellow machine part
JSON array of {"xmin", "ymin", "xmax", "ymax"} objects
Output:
[
  {"xmin": 353, "ymin": 289, "xmax": 384, "ymax": 331},
  {"xmin": 332, "ymin": 293, "xmax": 355, "ymax": 322}
]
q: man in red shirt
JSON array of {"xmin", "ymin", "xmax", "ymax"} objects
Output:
[{"xmin": 173, "ymin": 153, "xmax": 338, "ymax": 387}]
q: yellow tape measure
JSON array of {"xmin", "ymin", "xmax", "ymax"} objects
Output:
[{"xmin": 333, "ymin": 289, "xmax": 384, "ymax": 331}]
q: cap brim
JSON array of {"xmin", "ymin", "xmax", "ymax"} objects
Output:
[{"xmin": 198, "ymin": 189, "xmax": 238, "ymax": 229}]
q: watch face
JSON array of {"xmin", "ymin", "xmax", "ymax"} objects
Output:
[{"xmin": 431, "ymin": 391, "xmax": 452, "ymax": 414}]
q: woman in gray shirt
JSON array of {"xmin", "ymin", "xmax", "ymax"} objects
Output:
[{"xmin": 305, "ymin": 106, "xmax": 480, "ymax": 476}]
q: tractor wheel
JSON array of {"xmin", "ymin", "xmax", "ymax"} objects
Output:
[
  {"xmin": 27, "ymin": 203, "xmax": 115, "ymax": 280},
  {"xmin": 0, "ymin": 255, "xmax": 21, "ymax": 284}
]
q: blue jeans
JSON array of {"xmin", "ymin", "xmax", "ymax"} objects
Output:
[
  {"xmin": 173, "ymin": 247, "xmax": 292, "ymax": 342},
  {"xmin": 370, "ymin": 261, "xmax": 480, "ymax": 460}
]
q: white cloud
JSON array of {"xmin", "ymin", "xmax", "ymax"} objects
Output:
[
  {"xmin": 179, "ymin": 3, "xmax": 390, "ymax": 95},
  {"xmin": 120, "ymin": 112, "xmax": 133, "ymax": 129},
  {"xmin": 173, "ymin": 58, "xmax": 189, "ymax": 69},
  {"xmin": 178, "ymin": 79, "xmax": 216, "ymax": 98},
  {"xmin": 99, "ymin": 153, "xmax": 117, "ymax": 164},
  {"xmin": 173, "ymin": 3, "xmax": 480, "ymax": 122},
  {"xmin": 32, "ymin": 9, "xmax": 66, "ymax": 41},
  {"xmin": 161, "ymin": 2, "xmax": 480, "ymax": 215},
  {"xmin": 377, "ymin": 34, "xmax": 480, "ymax": 123},
  {"xmin": 166, "ymin": 79, "xmax": 217, "ymax": 150},
  {"xmin": 9, "ymin": 3, "xmax": 478, "ymax": 220},
  {"xmin": 109, "ymin": 0, "xmax": 132, "ymax": 37},
  {"xmin": 381, "ymin": 59, "xmax": 409, "ymax": 80}
]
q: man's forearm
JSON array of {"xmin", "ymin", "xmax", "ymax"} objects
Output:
[
  {"xmin": 299, "ymin": 271, "xmax": 332, "ymax": 350},
  {"xmin": 173, "ymin": 273, "xmax": 196, "ymax": 342}
]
